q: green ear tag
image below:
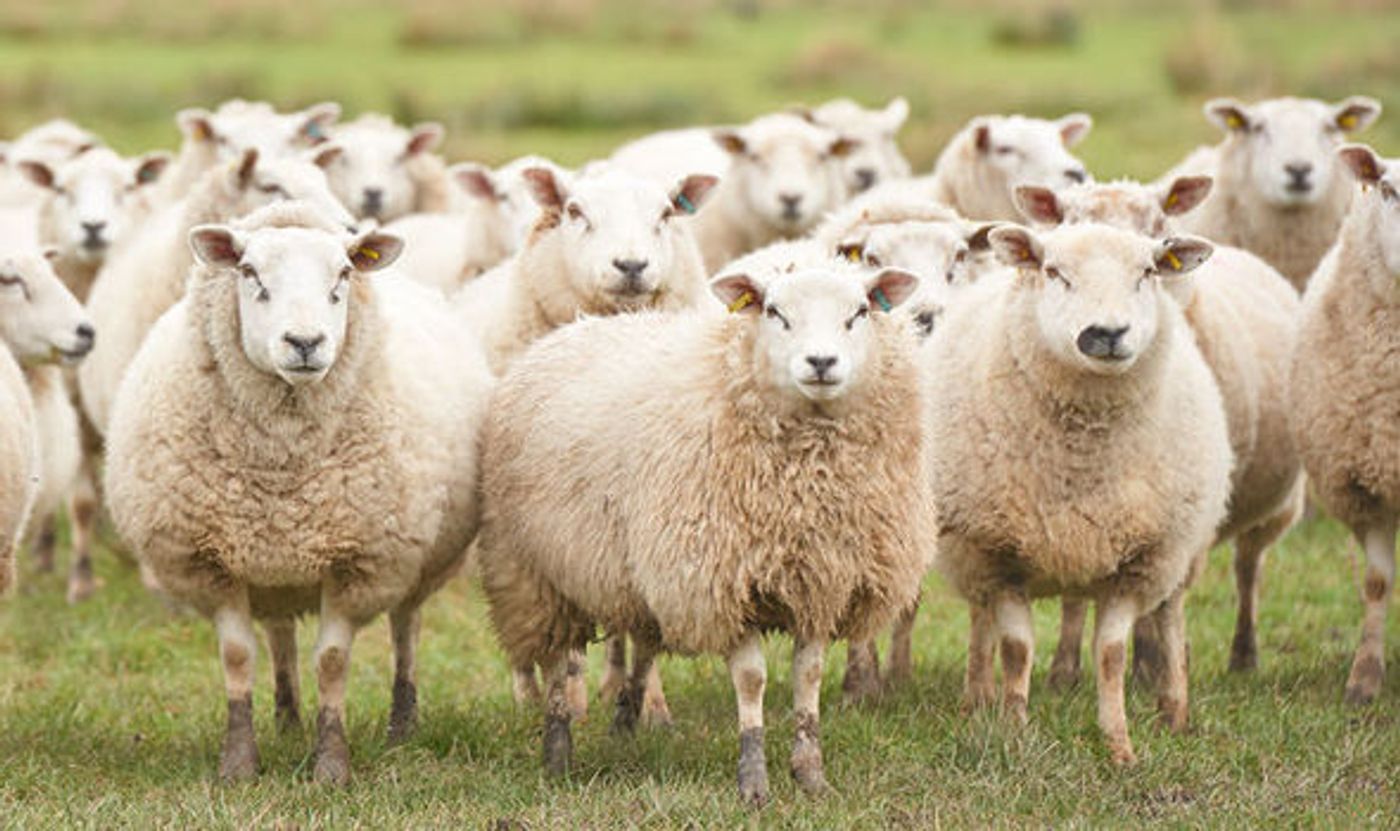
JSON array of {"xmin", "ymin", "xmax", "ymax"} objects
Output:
[
  {"xmin": 873, "ymin": 287, "xmax": 893, "ymax": 313},
  {"xmin": 676, "ymin": 193, "xmax": 697, "ymax": 215}
]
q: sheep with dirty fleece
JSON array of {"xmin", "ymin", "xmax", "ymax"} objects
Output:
[
  {"xmin": 315, "ymin": 114, "xmax": 449, "ymax": 223},
  {"xmin": 1016, "ymin": 176, "xmax": 1304, "ymax": 681},
  {"xmin": 928, "ymin": 222, "xmax": 1231, "ymax": 764},
  {"xmin": 1289, "ymin": 144, "xmax": 1400, "ymax": 706},
  {"xmin": 79, "ymin": 148, "xmax": 353, "ymax": 436},
  {"xmin": 1164, "ymin": 95, "xmax": 1381, "ymax": 291},
  {"xmin": 454, "ymin": 163, "xmax": 717, "ymax": 374},
  {"xmin": 478, "ymin": 259, "xmax": 930, "ymax": 805},
  {"xmin": 799, "ymin": 96, "xmax": 912, "ymax": 194},
  {"xmin": 104, "ymin": 202, "xmax": 493, "ymax": 783}
]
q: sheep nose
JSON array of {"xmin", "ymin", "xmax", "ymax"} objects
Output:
[
  {"xmin": 1077, "ymin": 325, "xmax": 1130, "ymax": 360},
  {"xmin": 283, "ymin": 332, "xmax": 325, "ymax": 359},
  {"xmin": 1284, "ymin": 162, "xmax": 1313, "ymax": 181},
  {"xmin": 72, "ymin": 323, "xmax": 95, "ymax": 356},
  {"xmin": 612, "ymin": 258, "xmax": 649, "ymax": 280},
  {"xmin": 779, "ymin": 193, "xmax": 804, "ymax": 219},
  {"xmin": 81, "ymin": 221, "xmax": 107, "ymax": 241},
  {"xmin": 362, "ymin": 188, "xmax": 384, "ymax": 214},
  {"xmin": 1065, "ymin": 168, "xmax": 1087, "ymax": 184},
  {"xmin": 806, "ymin": 355, "xmax": 838, "ymax": 377},
  {"xmin": 854, "ymin": 168, "xmax": 877, "ymax": 192}
]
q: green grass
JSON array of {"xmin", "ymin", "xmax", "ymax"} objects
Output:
[{"xmin": 2, "ymin": 516, "xmax": 1398, "ymax": 827}]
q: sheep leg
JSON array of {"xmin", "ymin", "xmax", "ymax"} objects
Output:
[
  {"xmin": 962, "ymin": 601, "xmax": 997, "ymax": 713},
  {"xmin": 598, "ymin": 635, "xmax": 627, "ymax": 702},
  {"xmin": 728, "ymin": 633, "xmax": 769, "ymax": 807},
  {"xmin": 639, "ymin": 656, "xmax": 672, "ymax": 727},
  {"xmin": 1148, "ymin": 587, "xmax": 1190, "ymax": 732},
  {"xmin": 611, "ymin": 635, "xmax": 658, "ymax": 735},
  {"xmin": 565, "ymin": 648, "xmax": 589, "ymax": 721},
  {"xmin": 790, "ymin": 636, "xmax": 829, "ymax": 796},
  {"xmin": 995, "ymin": 594, "xmax": 1034, "ymax": 724},
  {"xmin": 31, "ymin": 513, "xmax": 57, "ymax": 573},
  {"xmin": 541, "ymin": 652, "xmax": 574, "ymax": 777},
  {"xmin": 264, "ymin": 618, "xmax": 301, "ymax": 734},
  {"xmin": 213, "ymin": 601, "xmax": 259, "ymax": 782},
  {"xmin": 887, "ymin": 600, "xmax": 918, "ymax": 686},
  {"xmin": 512, "ymin": 663, "xmax": 541, "ymax": 704},
  {"xmin": 1094, "ymin": 594, "xmax": 1140, "ymax": 765},
  {"xmin": 1229, "ymin": 504, "xmax": 1297, "ymax": 672},
  {"xmin": 65, "ymin": 468, "xmax": 100, "ymax": 604},
  {"xmin": 387, "ymin": 604, "xmax": 422, "ymax": 744},
  {"xmin": 312, "ymin": 605, "xmax": 355, "ymax": 786},
  {"xmin": 841, "ymin": 638, "xmax": 881, "ymax": 704},
  {"xmin": 1344, "ymin": 520, "xmax": 1397, "ymax": 706},
  {"xmin": 1048, "ymin": 598, "xmax": 1087, "ymax": 691}
]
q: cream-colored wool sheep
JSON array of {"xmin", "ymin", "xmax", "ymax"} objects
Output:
[
  {"xmin": 453, "ymin": 164, "xmax": 717, "ymax": 374},
  {"xmin": 928, "ymin": 113, "xmax": 1093, "ymax": 221},
  {"xmin": 1290, "ymin": 144, "xmax": 1400, "ymax": 706},
  {"xmin": 1016, "ymin": 177, "xmax": 1304, "ymax": 680},
  {"xmin": 0, "ymin": 346, "xmax": 36, "ymax": 598},
  {"xmin": 380, "ymin": 163, "xmax": 516, "ymax": 295},
  {"xmin": 79, "ymin": 148, "xmax": 352, "ymax": 436},
  {"xmin": 0, "ymin": 120, "xmax": 102, "ymax": 252},
  {"xmin": 802, "ymin": 97, "xmax": 912, "ymax": 194},
  {"xmin": 928, "ymin": 222, "xmax": 1231, "ymax": 765},
  {"xmin": 105, "ymin": 202, "xmax": 493, "ymax": 783},
  {"xmin": 478, "ymin": 262, "xmax": 929, "ymax": 805},
  {"xmin": 1166, "ymin": 96, "xmax": 1381, "ymax": 291},
  {"xmin": 315, "ymin": 114, "xmax": 449, "ymax": 222}
]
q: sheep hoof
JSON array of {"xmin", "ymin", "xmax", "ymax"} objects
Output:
[
  {"xmin": 1344, "ymin": 655, "xmax": 1383, "ymax": 707},
  {"xmin": 1047, "ymin": 654, "xmax": 1081, "ymax": 691},
  {"xmin": 640, "ymin": 693, "xmax": 673, "ymax": 728},
  {"xmin": 1228, "ymin": 636, "xmax": 1258, "ymax": 672},
  {"xmin": 313, "ymin": 708, "xmax": 351, "ymax": 786},
  {"xmin": 736, "ymin": 727, "xmax": 769, "ymax": 808},
  {"xmin": 1003, "ymin": 694, "xmax": 1029, "ymax": 725},
  {"xmin": 218, "ymin": 697, "xmax": 259, "ymax": 783},
  {"xmin": 65, "ymin": 569, "xmax": 100, "ymax": 605},
  {"xmin": 1156, "ymin": 697, "xmax": 1189, "ymax": 733},
  {"xmin": 840, "ymin": 663, "xmax": 882, "ymax": 705},
  {"xmin": 1108, "ymin": 742, "xmax": 1138, "ymax": 767},
  {"xmin": 610, "ymin": 687, "xmax": 640, "ymax": 736},
  {"xmin": 387, "ymin": 678, "xmax": 418, "ymax": 745},
  {"xmin": 790, "ymin": 715, "xmax": 827, "ymax": 796},
  {"xmin": 543, "ymin": 713, "xmax": 573, "ymax": 777}
]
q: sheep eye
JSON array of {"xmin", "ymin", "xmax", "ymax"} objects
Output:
[
  {"xmin": 257, "ymin": 182, "xmax": 288, "ymax": 197},
  {"xmin": 954, "ymin": 248, "xmax": 968, "ymax": 264},
  {"xmin": 566, "ymin": 203, "xmax": 590, "ymax": 228},
  {"xmin": 765, "ymin": 305, "xmax": 790, "ymax": 330},
  {"xmin": 1381, "ymin": 182, "xmax": 1397, "ymax": 203},
  {"xmin": 0, "ymin": 273, "xmax": 30, "ymax": 299},
  {"xmin": 846, "ymin": 305, "xmax": 869, "ymax": 330},
  {"xmin": 914, "ymin": 310, "xmax": 937, "ymax": 337},
  {"xmin": 995, "ymin": 146, "xmax": 1015, "ymax": 156},
  {"xmin": 1046, "ymin": 266, "xmax": 1069, "ymax": 286},
  {"xmin": 864, "ymin": 252, "xmax": 883, "ymax": 268}
]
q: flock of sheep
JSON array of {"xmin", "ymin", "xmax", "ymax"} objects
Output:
[{"xmin": 0, "ymin": 90, "xmax": 1395, "ymax": 805}]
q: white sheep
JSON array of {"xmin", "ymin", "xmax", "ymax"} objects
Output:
[
  {"xmin": 315, "ymin": 113, "xmax": 448, "ymax": 222},
  {"xmin": 79, "ymin": 148, "xmax": 352, "ymax": 436},
  {"xmin": 0, "ymin": 119, "xmax": 102, "ymax": 251},
  {"xmin": 477, "ymin": 262, "xmax": 930, "ymax": 805},
  {"xmin": 104, "ymin": 201, "xmax": 493, "ymax": 783},
  {"xmin": 0, "ymin": 346, "xmax": 36, "ymax": 600},
  {"xmin": 802, "ymin": 96, "xmax": 912, "ymax": 194},
  {"xmin": 1165, "ymin": 95, "xmax": 1381, "ymax": 291},
  {"xmin": 1016, "ymin": 177, "xmax": 1304, "ymax": 681},
  {"xmin": 928, "ymin": 222, "xmax": 1231, "ymax": 764},
  {"xmin": 1289, "ymin": 144, "xmax": 1400, "ymax": 706},
  {"xmin": 928, "ymin": 112, "xmax": 1093, "ymax": 220}
]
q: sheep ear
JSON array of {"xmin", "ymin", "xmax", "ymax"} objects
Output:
[
  {"xmin": 312, "ymin": 144, "xmax": 344, "ymax": 169},
  {"xmin": 189, "ymin": 225, "xmax": 243, "ymax": 267},
  {"xmin": 670, "ymin": 174, "xmax": 719, "ymax": 215},
  {"xmin": 1205, "ymin": 98, "xmax": 1253, "ymax": 133},
  {"xmin": 234, "ymin": 148, "xmax": 259, "ymax": 188},
  {"xmin": 710, "ymin": 273, "xmax": 764, "ymax": 315},
  {"xmin": 452, "ymin": 163, "xmax": 499, "ymax": 201},
  {"xmin": 348, "ymin": 231, "xmax": 403, "ymax": 273},
  {"xmin": 973, "ymin": 122, "xmax": 992, "ymax": 154},
  {"xmin": 1160, "ymin": 176, "xmax": 1213, "ymax": 216},
  {"xmin": 1333, "ymin": 96, "xmax": 1381, "ymax": 133},
  {"xmin": 17, "ymin": 160, "xmax": 55, "ymax": 190},
  {"xmin": 177, "ymin": 108, "xmax": 216, "ymax": 143},
  {"xmin": 1338, "ymin": 144, "xmax": 1385, "ymax": 186},
  {"xmin": 1057, "ymin": 113, "xmax": 1092, "ymax": 147},
  {"xmin": 406, "ymin": 122, "xmax": 444, "ymax": 156},
  {"xmin": 827, "ymin": 136, "xmax": 861, "ymax": 159},
  {"xmin": 988, "ymin": 225, "xmax": 1044, "ymax": 270},
  {"xmin": 713, "ymin": 129, "xmax": 748, "ymax": 156},
  {"xmin": 522, "ymin": 166, "xmax": 567, "ymax": 212},
  {"xmin": 133, "ymin": 152, "xmax": 171, "ymax": 186},
  {"xmin": 298, "ymin": 102, "xmax": 341, "ymax": 144},
  {"xmin": 882, "ymin": 97, "xmax": 910, "ymax": 134},
  {"xmin": 787, "ymin": 105, "xmax": 817, "ymax": 124},
  {"xmin": 866, "ymin": 268, "xmax": 919, "ymax": 312},
  {"xmin": 1015, "ymin": 186, "xmax": 1064, "ymax": 225},
  {"xmin": 1153, "ymin": 236, "xmax": 1213, "ymax": 276},
  {"xmin": 42, "ymin": 247, "xmax": 60, "ymax": 262},
  {"xmin": 965, "ymin": 222, "xmax": 1001, "ymax": 252}
]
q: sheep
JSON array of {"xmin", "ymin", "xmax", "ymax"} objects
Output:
[
  {"xmin": 1289, "ymin": 144, "xmax": 1400, "ymax": 706},
  {"xmin": 315, "ymin": 114, "xmax": 449, "ymax": 222},
  {"xmin": 453, "ymin": 164, "xmax": 717, "ymax": 375},
  {"xmin": 928, "ymin": 222, "xmax": 1231, "ymax": 764},
  {"xmin": 1166, "ymin": 96, "xmax": 1381, "ymax": 291},
  {"xmin": 0, "ymin": 119, "xmax": 102, "ymax": 249},
  {"xmin": 104, "ymin": 201, "xmax": 493, "ymax": 782},
  {"xmin": 928, "ymin": 113, "xmax": 1093, "ymax": 221},
  {"xmin": 79, "ymin": 148, "xmax": 353, "ymax": 437},
  {"xmin": 477, "ymin": 261, "xmax": 929, "ymax": 805},
  {"xmin": 0, "ymin": 347, "xmax": 36, "ymax": 599},
  {"xmin": 801, "ymin": 97, "xmax": 912, "ymax": 194},
  {"xmin": 1016, "ymin": 177, "xmax": 1304, "ymax": 680}
]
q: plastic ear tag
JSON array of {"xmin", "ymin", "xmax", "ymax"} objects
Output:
[
  {"xmin": 872, "ymin": 287, "xmax": 893, "ymax": 312},
  {"xmin": 843, "ymin": 245, "xmax": 862, "ymax": 263},
  {"xmin": 305, "ymin": 122, "xmax": 325, "ymax": 140},
  {"xmin": 1164, "ymin": 251, "xmax": 1183, "ymax": 271},
  {"xmin": 675, "ymin": 193, "xmax": 697, "ymax": 215},
  {"xmin": 727, "ymin": 292, "xmax": 754, "ymax": 313},
  {"xmin": 1226, "ymin": 113, "xmax": 1245, "ymax": 130},
  {"xmin": 358, "ymin": 247, "xmax": 380, "ymax": 261},
  {"xmin": 1338, "ymin": 113, "xmax": 1358, "ymax": 130},
  {"xmin": 1165, "ymin": 192, "xmax": 1179, "ymax": 208}
]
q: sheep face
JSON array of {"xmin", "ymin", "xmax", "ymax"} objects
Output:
[
  {"xmin": 0, "ymin": 250, "xmax": 94, "ymax": 365},
  {"xmin": 1339, "ymin": 145, "xmax": 1400, "ymax": 279},
  {"xmin": 19, "ymin": 148, "xmax": 169, "ymax": 264},
  {"xmin": 189, "ymin": 222, "xmax": 402, "ymax": 386},
  {"xmin": 525, "ymin": 166, "xmax": 717, "ymax": 307},
  {"xmin": 990, "ymin": 224, "xmax": 1212, "ymax": 376},
  {"xmin": 970, "ymin": 114, "xmax": 1092, "ymax": 206},
  {"xmin": 224, "ymin": 149, "xmax": 357, "ymax": 231},
  {"xmin": 1206, "ymin": 96, "xmax": 1380, "ymax": 208},
  {"xmin": 316, "ymin": 117, "xmax": 443, "ymax": 222},
  {"xmin": 1015, "ymin": 177, "xmax": 1214, "ymax": 239},
  {"xmin": 711, "ymin": 266, "xmax": 918, "ymax": 405},
  {"xmin": 714, "ymin": 115, "xmax": 856, "ymax": 235},
  {"xmin": 177, "ymin": 100, "xmax": 340, "ymax": 163},
  {"xmin": 809, "ymin": 97, "xmax": 912, "ymax": 194}
]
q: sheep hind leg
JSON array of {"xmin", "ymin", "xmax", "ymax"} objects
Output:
[
  {"xmin": 30, "ymin": 513, "xmax": 57, "ymax": 573},
  {"xmin": 728, "ymin": 633, "xmax": 769, "ymax": 807},
  {"xmin": 541, "ymin": 652, "xmax": 574, "ymax": 777},
  {"xmin": 841, "ymin": 638, "xmax": 881, "ymax": 704},
  {"xmin": 1229, "ymin": 500, "xmax": 1299, "ymax": 672},
  {"xmin": 962, "ymin": 601, "xmax": 997, "ymax": 714},
  {"xmin": 597, "ymin": 635, "xmax": 627, "ymax": 702},
  {"xmin": 312, "ymin": 604, "xmax": 356, "ymax": 786},
  {"xmin": 1149, "ymin": 586, "xmax": 1190, "ymax": 732},
  {"xmin": 66, "ymin": 474, "xmax": 101, "ymax": 604},
  {"xmin": 790, "ymin": 636, "xmax": 829, "ymax": 796},
  {"xmin": 264, "ymin": 617, "xmax": 301, "ymax": 734},
  {"xmin": 214, "ymin": 601, "xmax": 259, "ymax": 782},
  {"xmin": 512, "ymin": 663, "xmax": 541, "ymax": 704},
  {"xmin": 639, "ymin": 654, "xmax": 672, "ymax": 727},
  {"xmin": 886, "ymin": 600, "xmax": 918, "ymax": 687},
  {"xmin": 1344, "ymin": 520, "xmax": 1397, "ymax": 706},
  {"xmin": 611, "ymin": 635, "xmax": 660, "ymax": 735},
  {"xmin": 1048, "ymin": 598, "xmax": 1087, "ymax": 691},
  {"xmin": 388, "ymin": 604, "xmax": 422, "ymax": 744}
]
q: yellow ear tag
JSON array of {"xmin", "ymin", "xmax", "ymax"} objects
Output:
[
  {"xmin": 1226, "ymin": 114, "xmax": 1244, "ymax": 130},
  {"xmin": 727, "ymin": 291, "xmax": 754, "ymax": 313},
  {"xmin": 845, "ymin": 246, "xmax": 862, "ymax": 263},
  {"xmin": 358, "ymin": 247, "xmax": 380, "ymax": 261},
  {"xmin": 1339, "ymin": 114, "xmax": 1358, "ymax": 130},
  {"xmin": 1165, "ymin": 192, "xmax": 1180, "ymax": 208},
  {"xmin": 1165, "ymin": 251, "xmax": 1183, "ymax": 271}
]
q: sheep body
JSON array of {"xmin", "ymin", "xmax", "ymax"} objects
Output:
[{"xmin": 0, "ymin": 349, "xmax": 37, "ymax": 597}]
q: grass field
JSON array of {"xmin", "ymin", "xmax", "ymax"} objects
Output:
[{"xmin": 3, "ymin": 1, "xmax": 1400, "ymax": 827}]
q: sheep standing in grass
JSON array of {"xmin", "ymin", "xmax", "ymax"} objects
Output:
[
  {"xmin": 1016, "ymin": 177, "xmax": 1304, "ymax": 679},
  {"xmin": 928, "ymin": 113, "xmax": 1093, "ymax": 221},
  {"xmin": 1290, "ymin": 144, "xmax": 1400, "ymax": 706},
  {"xmin": 929, "ymin": 223, "xmax": 1231, "ymax": 764},
  {"xmin": 315, "ymin": 114, "xmax": 449, "ymax": 222},
  {"xmin": 478, "ymin": 263, "xmax": 929, "ymax": 805},
  {"xmin": 1166, "ymin": 96, "xmax": 1381, "ymax": 291},
  {"xmin": 801, "ymin": 97, "xmax": 912, "ymax": 194},
  {"xmin": 105, "ymin": 202, "xmax": 492, "ymax": 782}
]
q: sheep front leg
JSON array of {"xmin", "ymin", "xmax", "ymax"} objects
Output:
[
  {"xmin": 790, "ymin": 636, "xmax": 829, "ymax": 796},
  {"xmin": 65, "ymin": 468, "xmax": 100, "ymax": 604},
  {"xmin": 512, "ymin": 663, "xmax": 541, "ymax": 704},
  {"xmin": 728, "ymin": 633, "xmax": 769, "ymax": 807},
  {"xmin": 598, "ymin": 635, "xmax": 628, "ymax": 701},
  {"xmin": 541, "ymin": 652, "xmax": 574, "ymax": 777},
  {"xmin": 1094, "ymin": 594, "xmax": 1141, "ymax": 765},
  {"xmin": 213, "ymin": 601, "xmax": 259, "ymax": 782},
  {"xmin": 1148, "ymin": 586, "xmax": 1190, "ymax": 732},
  {"xmin": 31, "ymin": 513, "xmax": 57, "ymax": 573},
  {"xmin": 887, "ymin": 601, "xmax": 918, "ymax": 686},
  {"xmin": 611, "ymin": 635, "xmax": 659, "ymax": 735},
  {"xmin": 264, "ymin": 618, "xmax": 301, "ymax": 733},
  {"xmin": 388, "ymin": 604, "xmax": 421, "ymax": 744},
  {"xmin": 963, "ymin": 601, "xmax": 997, "ymax": 713},
  {"xmin": 841, "ymin": 638, "xmax": 881, "ymax": 703},
  {"xmin": 996, "ymin": 594, "xmax": 1034, "ymax": 723},
  {"xmin": 312, "ymin": 605, "xmax": 356, "ymax": 785},
  {"xmin": 1345, "ymin": 520, "xmax": 1397, "ymax": 706},
  {"xmin": 1048, "ymin": 598, "xmax": 1087, "ymax": 690},
  {"xmin": 640, "ymin": 658, "xmax": 672, "ymax": 726},
  {"xmin": 565, "ymin": 648, "xmax": 589, "ymax": 721}
]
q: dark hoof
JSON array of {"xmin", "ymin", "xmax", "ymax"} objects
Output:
[
  {"xmin": 388, "ymin": 678, "xmax": 418, "ymax": 745},
  {"xmin": 543, "ymin": 713, "xmax": 573, "ymax": 777},
  {"xmin": 1228, "ymin": 634, "xmax": 1258, "ymax": 672},
  {"xmin": 313, "ymin": 708, "xmax": 351, "ymax": 786},
  {"xmin": 219, "ymin": 697, "xmax": 259, "ymax": 783},
  {"xmin": 737, "ymin": 727, "xmax": 769, "ymax": 807},
  {"xmin": 610, "ymin": 686, "xmax": 641, "ymax": 736}
]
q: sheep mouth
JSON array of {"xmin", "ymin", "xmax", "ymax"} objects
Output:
[{"xmin": 53, "ymin": 344, "xmax": 93, "ymax": 365}]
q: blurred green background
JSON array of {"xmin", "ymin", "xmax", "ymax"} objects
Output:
[{"xmin": 1, "ymin": 0, "xmax": 1396, "ymax": 177}]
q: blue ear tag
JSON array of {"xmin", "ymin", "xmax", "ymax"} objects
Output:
[
  {"xmin": 872, "ymin": 287, "xmax": 893, "ymax": 313},
  {"xmin": 676, "ymin": 193, "xmax": 697, "ymax": 215},
  {"xmin": 305, "ymin": 122, "xmax": 325, "ymax": 140}
]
